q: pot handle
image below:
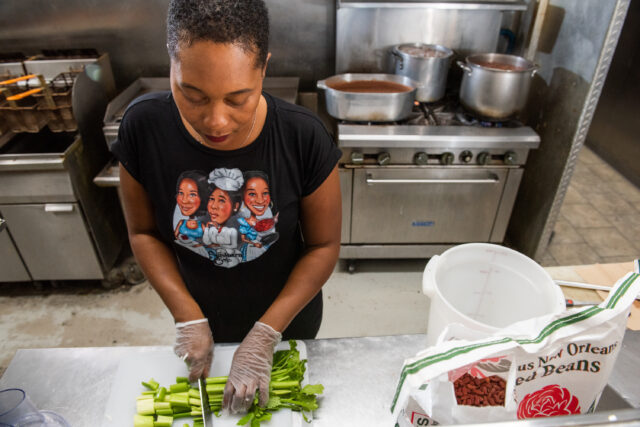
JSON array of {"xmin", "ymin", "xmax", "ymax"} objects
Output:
[
  {"xmin": 530, "ymin": 64, "xmax": 540, "ymax": 78},
  {"xmin": 390, "ymin": 50, "xmax": 404, "ymax": 71},
  {"xmin": 457, "ymin": 60, "xmax": 472, "ymax": 75},
  {"xmin": 422, "ymin": 255, "xmax": 440, "ymax": 297},
  {"xmin": 316, "ymin": 79, "xmax": 328, "ymax": 90}
]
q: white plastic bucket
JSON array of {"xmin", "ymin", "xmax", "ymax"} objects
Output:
[{"xmin": 423, "ymin": 243, "xmax": 566, "ymax": 345}]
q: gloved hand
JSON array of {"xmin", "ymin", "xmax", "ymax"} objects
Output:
[
  {"xmin": 173, "ymin": 318, "xmax": 214, "ymax": 382},
  {"xmin": 223, "ymin": 321, "xmax": 282, "ymax": 413}
]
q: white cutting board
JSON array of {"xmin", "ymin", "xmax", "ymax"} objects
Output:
[{"xmin": 102, "ymin": 341, "xmax": 307, "ymax": 427}]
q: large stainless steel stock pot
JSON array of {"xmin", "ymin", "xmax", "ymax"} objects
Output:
[
  {"xmin": 316, "ymin": 73, "xmax": 418, "ymax": 122},
  {"xmin": 457, "ymin": 53, "xmax": 538, "ymax": 120},
  {"xmin": 390, "ymin": 43, "xmax": 453, "ymax": 103}
]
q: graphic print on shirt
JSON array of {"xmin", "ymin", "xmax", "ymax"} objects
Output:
[{"xmin": 173, "ymin": 168, "xmax": 279, "ymax": 268}]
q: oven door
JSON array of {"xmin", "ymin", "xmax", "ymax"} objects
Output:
[{"xmin": 350, "ymin": 167, "xmax": 508, "ymax": 243}]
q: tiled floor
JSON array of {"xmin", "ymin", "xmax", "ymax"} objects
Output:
[{"xmin": 539, "ymin": 145, "xmax": 640, "ymax": 266}]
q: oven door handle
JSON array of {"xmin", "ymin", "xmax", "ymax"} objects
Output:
[{"xmin": 365, "ymin": 174, "xmax": 499, "ymax": 185}]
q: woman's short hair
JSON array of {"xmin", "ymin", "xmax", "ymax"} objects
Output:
[{"xmin": 167, "ymin": 0, "xmax": 269, "ymax": 68}]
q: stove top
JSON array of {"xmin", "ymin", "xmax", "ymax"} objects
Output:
[{"xmin": 336, "ymin": 95, "xmax": 540, "ymax": 151}]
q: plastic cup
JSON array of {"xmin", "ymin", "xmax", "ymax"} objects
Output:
[{"xmin": 0, "ymin": 389, "xmax": 44, "ymax": 426}]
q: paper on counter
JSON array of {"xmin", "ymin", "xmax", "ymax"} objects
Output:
[{"xmin": 574, "ymin": 261, "xmax": 640, "ymax": 330}]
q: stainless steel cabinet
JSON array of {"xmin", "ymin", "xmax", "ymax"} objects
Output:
[
  {"xmin": 350, "ymin": 167, "xmax": 509, "ymax": 244},
  {"xmin": 0, "ymin": 203, "xmax": 103, "ymax": 280},
  {"xmin": 0, "ymin": 221, "xmax": 31, "ymax": 282}
]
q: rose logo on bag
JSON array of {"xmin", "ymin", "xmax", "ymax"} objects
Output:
[{"xmin": 518, "ymin": 384, "xmax": 581, "ymax": 419}]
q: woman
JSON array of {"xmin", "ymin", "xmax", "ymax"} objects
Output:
[
  {"xmin": 237, "ymin": 170, "xmax": 279, "ymax": 262},
  {"xmin": 173, "ymin": 171, "xmax": 208, "ymax": 257},
  {"xmin": 112, "ymin": 0, "xmax": 341, "ymax": 415},
  {"xmin": 203, "ymin": 168, "xmax": 243, "ymax": 267}
]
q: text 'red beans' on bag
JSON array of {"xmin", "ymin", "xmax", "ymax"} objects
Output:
[{"xmin": 392, "ymin": 271, "xmax": 640, "ymax": 426}]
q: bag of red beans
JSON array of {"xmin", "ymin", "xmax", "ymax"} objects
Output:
[{"xmin": 392, "ymin": 271, "xmax": 640, "ymax": 426}]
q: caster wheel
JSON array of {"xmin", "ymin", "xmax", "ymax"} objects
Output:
[
  {"xmin": 101, "ymin": 267, "xmax": 125, "ymax": 289},
  {"xmin": 121, "ymin": 257, "xmax": 146, "ymax": 285},
  {"xmin": 347, "ymin": 260, "xmax": 356, "ymax": 274}
]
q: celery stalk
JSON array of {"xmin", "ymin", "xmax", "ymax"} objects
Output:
[
  {"xmin": 136, "ymin": 398, "xmax": 155, "ymax": 416},
  {"xmin": 141, "ymin": 378, "xmax": 159, "ymax": 390},
  {"xmin": 153, "ymin": 415, "xmax": 173, "ymax": 427},
  {"xmin": 169, "ymin": 382, "xmax": 190, "ymax": 393},
  {"xmin": 133, "ymin": 414, "xmax": 154, "ymax": 427}
]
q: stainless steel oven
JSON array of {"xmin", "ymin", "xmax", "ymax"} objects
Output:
[
  {"xmin": 337, "ymin": 108, "xmax": 540, "ymax": 266},
  {"xmin": 330, "ymin": 0, "xmax": 539, "ymax": 270}
]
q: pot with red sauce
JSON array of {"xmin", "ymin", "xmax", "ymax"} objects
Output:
[
  {"xmin": 316, "ymin": 73, "xmax": 419, "ymax": 122},
  {"xmin": 457, "ymin": 53, "xmax": 538, "ymax": 120}
]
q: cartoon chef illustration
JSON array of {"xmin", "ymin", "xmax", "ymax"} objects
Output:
[
  {"xmin": 237, "ymin": 170, "xmax": 279, "ymax": 262},
  {"xmin": 173, "ymin": 170, "xmax": 208, "ymax": 257},
  {"xmin": 202, "ymin": 168, "xmax": 244, "ymax": 267}
]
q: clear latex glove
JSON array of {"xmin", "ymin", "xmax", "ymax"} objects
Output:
[
  {"xmin": 173, "ymin": 318, "xmax": 214, "ymax": 382},
  {"xmin": 223, "ymin": 321, "xmax": 282, "ymax": 413}
]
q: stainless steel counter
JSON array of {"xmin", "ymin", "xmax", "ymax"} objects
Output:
[{"xmin": 0, "ymin": 333, "xmax": 638, "ymax": 426}]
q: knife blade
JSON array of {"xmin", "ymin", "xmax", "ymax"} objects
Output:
[{"xmin": 198, "ymin": 377, "xmax": 213, "ymax": 427}]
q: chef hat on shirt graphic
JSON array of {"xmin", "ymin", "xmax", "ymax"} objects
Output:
[{"xmin": 208, "ymin": 168, "xmax": 244, "ymax": 192}]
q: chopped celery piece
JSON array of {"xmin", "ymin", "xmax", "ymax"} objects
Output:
[
  {"xmin": 136, "ymin": 398, "xmax": 155, "ymax": 415},
  {"xmin": 169, "ymin": 382, "xmax": 190, "ymax": 393},
  {"xmin": 153, "ymin": 402, "xmax": 171, "ymax": 411},
  {"xmin": 156, "ymin": 387, "xmax": 166, "ymax": 402},
  {"xmin": 169, "ymin": 394, "xmax": 190, "ymax": 408},
  {"xmin": 173, "ymin": 411, "xmax": 192, "ymax": 419},
  {"xmin": 141, "ymin": 378, "xmax": 159, "ymax": 390},
  {"xmin": 172, "ymin": 406, "xmax": 190, "ymax": 414},
  {"xmin": 205, "ymin": 383, "xmax": 225, "ymax": 394},
  {"xmin": 191, "ymin": 410, "xmax": 203, "ymax": 416},
  {"xmin": 136, "ymin": 394, "xmax": 154, "ymax": 400},
  {"xmin": 155, "ymin": 408, "xmax": 173, "ymax": 416},
  {"xmin": 206, "ymin": 376, "xmax": 228, "ymax": 384},
  {"xmin": 188, "ymin": 388, "xmax": 200, "ymax": 398},
  {"xmin": 176, "ymin": 376, "xmax": 189, "ymax": 383},
  {"xmin": 141, "ymin": 390, "xmax": 156, "ymax": 395},
  {"xmin": 189, "ymin": 397, "xmax": 201, "ymax": 407},
  {"xmin": 153, "ymin": 415, "xmax": 173, "ymax": 427},
  {"xmin": 133, "ymin": 414, "xmax": 154, "ymax": 427}
]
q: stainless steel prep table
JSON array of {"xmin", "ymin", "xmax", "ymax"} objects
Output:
[{"xmin": 0, "ymin": 333, "xmax": 638, "ymax": 426}]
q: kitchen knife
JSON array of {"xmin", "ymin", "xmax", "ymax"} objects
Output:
[{"xmin": 198, "ymin": 377, "xmax": 214, "ymax": 427}]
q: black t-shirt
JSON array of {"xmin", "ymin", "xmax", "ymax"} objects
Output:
[{"xmin": 111, "ymin": 91, "xmax": 341, "ymax": 342}]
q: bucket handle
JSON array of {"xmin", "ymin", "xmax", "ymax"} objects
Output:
[{"xmin": 422, "ymin": 255, "xmax": 440, "ymax": 296}]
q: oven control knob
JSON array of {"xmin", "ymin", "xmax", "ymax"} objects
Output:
[
  {"xmin": 377, "ymin": 152, "xmax": 391, "ymax": 166},
  {"xmin": 350, "ymin": 151, "xmax": 364, "ymax": 164},
  {"xmin": 476, "ymin": 151, "xmax": 490, "ymax": 165},
  {"xmin": 504, "ymin": 151, "xmax": 518, "ymax": 165},
  {"xmin": 460, "ymin": 150, "xmax": 473, "ymax": 163},
  {"xmin": 440, "ymin": 152, "xmax": 454, "ymax": 165},
  {"xmin": 414, "ymin": 152, "xmax": 429, "ymax": 165}
]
